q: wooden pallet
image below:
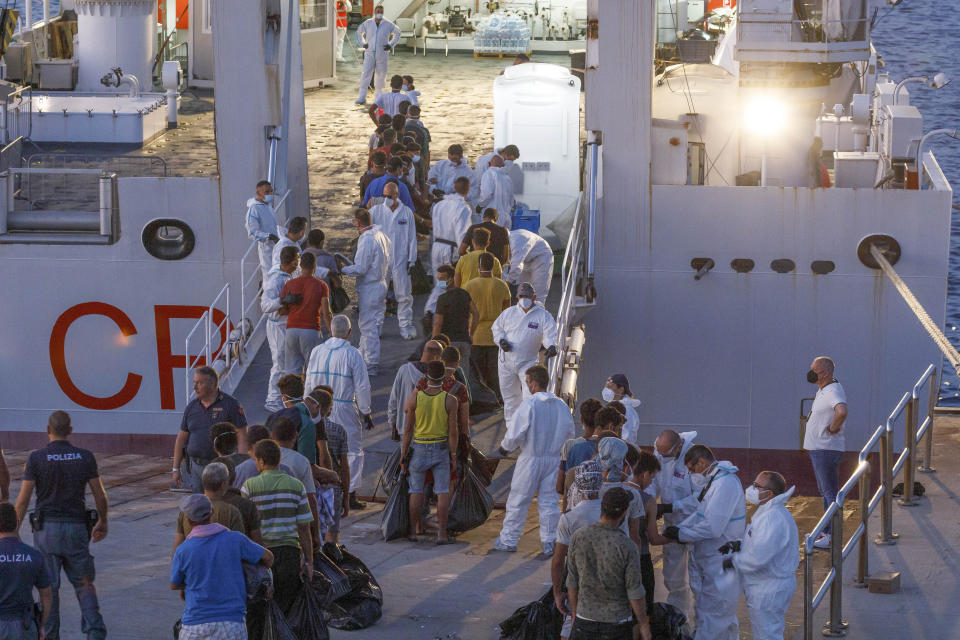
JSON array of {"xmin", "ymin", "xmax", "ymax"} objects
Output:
[{"xmin": 473, "ymin": 50, "xmax": 531, "ymax": 59}]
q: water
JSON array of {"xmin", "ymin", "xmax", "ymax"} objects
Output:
[
  {"xmin": 8, "ymin": 0, "xmax": 60, "ymax": 23},
  {"xmin": 871, "ymin": 0, "xmax": 960, "ymax": 403}
]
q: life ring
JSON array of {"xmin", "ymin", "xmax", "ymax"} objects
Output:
[{"xmin": 142, "ymin": 218, "xmax": 196, "ymax": 260}]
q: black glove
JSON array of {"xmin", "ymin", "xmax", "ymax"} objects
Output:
[
  {"xmin": 475, "ymin": 204, "xmax": 483, "ymax": 214},
  {"xmin": 663, "ymin": 526, "xmax": 681, "ymax": 542},
  {"xmin": 656, "ymin": 503, "xmax": 673, "ymax": 519},
  {"xmin": 499, "ymin": 339, "xmax": 512, "ymax": 352},
  {"xmin": 544, "ymin": 345, "xmax": 558, "ymax": 359},
  {"xmin": 408, "ymin": 264, "xmax": 416, "ymax": 276},
  {"xmin": 362, "ymin": 413, "xmax": 375, "ymax": 431},
  {"xmin": 383, "ymin": 45, "xmax": 391, "ymax": 51},
  {"xmin": 722, "ymin": 557, "xmax": 734, "ymax": 571},
  {"xmin": 497, "ymin": 446, "xmax": 509, "ymax": 457},
  {"xmin": 267, "ymin": 233, "xmax": 279, "ymax": 244},
  {"xmin": 431, "ymin": 188, "xmax": 445, "ymax": 199},
  {"xmin": 718, "ymin": 540, "xmax": 741, "ymax": 554},
  {"xmin": 280, "ymin": 293, "xmax": 303, "ymax": 305}
]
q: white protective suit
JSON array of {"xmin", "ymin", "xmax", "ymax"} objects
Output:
[
  {"xmin": 245, "ymin": 197, "xmax": 280, "ymax": 281},
  {"xmin": 387, "ymin": 361, "xmax": 427, "ymax": 437},
  {"xmin": 677, "ymin": 460, "xmax": 747, "ymax": 640},
  {"xmin": 304, "ymin": 337, "xmax": 371, "ymax": 492},
  {"xmin": 425, "ymin": 193, "xmax": 472, "ymax": 313},
  {"xmin": 473, "ymin": 151, "xmax": 498, "ymax": 188},
  {"xmin": 478, "ymin": 167, "xmax": 515, "ymax": 230},
  {"xmin": 271, "ymin": 235, "xmax": 301, "ymax": 271},
  {"xmin": 341, "ymin": 226, "xmax": 391, "ymax": 369},
  {"xmin": 652, "ymin": 431, "xmax": 699, "ymax": 618},
  {"xmin": 260, "ymin": 267, "xmax": 292, "ymax": 410},
  {"xmin": 355, "ymin": 17, "xmax": 400, "ymax": 102},
  {"xmin": 733, "ymin": 486, "xmax": 799, "ymax": 640},
  {"xmin": 490, "ymin": 303, "xmax": 558, "ymax": 429},
  {"xmin": 497, "ymin": 391, "xmax": 574, "ymax": 546},
  {"xmin": 507, "ymin": 229, "xmax": 554, "ymax": 301},
  {"xmin": 370, "ymin": 201, "xmax": 418, "ymax": 338},
  {"xmin": 618, "ymin": 396, "xmax": 643, "ymax": 444},
  {"xmin": 428, "ymin": 158, "xmax": 476, "ymax": 198}
]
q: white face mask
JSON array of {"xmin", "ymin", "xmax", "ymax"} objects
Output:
[
  {"xmin": 745, "ymin": 486, "xmax": 762, "ymax": 505},
  {"xmin": 690, "ymin": 473, "xmax": 707, "ymax": 488},
  {"xmin": 384, "ymin": 197, "xmax": 395, "ymax": 207},
  {"xmin": 519, "ymin": 297, "xmax": 533, "ymax": 310},
  {"xmin": 601, "ymin": 387, "xmax": 616, "ymax": 403}
]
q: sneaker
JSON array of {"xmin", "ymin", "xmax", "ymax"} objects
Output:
[
  {"xmin": 541, "ymin": 542, "xmax": 555, "ymax": 557},
  {"xmin": 813, "ymin": 533, "xmax": 832, "ymax": 550},
  {"xmin": 354, "ymin": 98, "xmax": 367, "ymax": 105},
  {"xmin": 492, "ymin": 538, "xmax": 517, "ymax": 552},
  {"xmin": 349, "ymin": 493, "xmax": 367, "ymax": 510}
]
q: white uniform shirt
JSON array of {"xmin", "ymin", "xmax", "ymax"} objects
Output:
[
  {"xmin": 509, "ymin": 229, "xmax": 552, "ymax": 272},
  {"xmin": 428, "ymin": 158, "xmax": 476, "ymax": 195},
  {"xmin": 430, "ymin": 194, "xmax": 473, "ymax": 247},
  {"xmin": 342, "ymin": 226, "xmax": 390, "ymax": 285},
  {"xmin": 500, "ymin": 391, "xmax": 574, "ymax": 456},
  {"xmin": 803, "ymin": 381, "xmax": 846, "ymax": 451},
  {"xmin": 370, "ymin": 202, "xmax": 418, "ymax": 269},
  {"xmin": 260, "ymin": 268, "xmax": 292, "ymax": 323},
  {"xmin": 478, "ymin": 167, "xmax": 515, "ymax": 228},
  {"xmin": 491, "ymin": 304, "xmax": 558, "ymax": 364}
]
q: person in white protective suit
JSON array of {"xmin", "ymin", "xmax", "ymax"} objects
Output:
[
  {"xmin": 491, "ymin": 282, "xmax": 559, "ymax": 429},
  {"xmin": 722, "ymin": 471, "xmax": 799, "ymax": 640},
  {"xmin": 339, "ymin": 208, "xmax": 391, "ymax": 375},
  {"xmin": 335, "ymin": 0, "xmax": 352, "ymax": 62},
  {"xmin": 651, "ymin": 429, "xmax": 700, "ymax": 623},
  {"xmin": 428, "ymin": 144, "xmax": 476, "ymax": 198},
  {"xmin": 507, "ymin": 228, "xmax": 555, "ymax": 302},
  {"xmin": 477, "ymin": 156, "xmax": 515, "ymax": 230},
  {"xmin": 493, "ymin": 364, "xmax": 574, "ymax": 554},
  {"xmin": 424, "ymin": 176, "xmax": 472, "ymax": 315},
  {"xmin": 245, "ymin": 179, "xmax": 281, "ymax": 282},
  {"xmin": 370, "ymin": 182, "xmax": 419, "ymax": 340},
  {"xmin": 260, "ymin": 246, "xmax": 299, "ymax": 412},
  {"xmin": 473, "ymin": 147, "xmax": 502, "ymax": 191},
  {"xmin": 304, "ymin": 315, "xmax": 374, "ymax": 510},
  {"xmin": 355, "ymin": 5, "xmax": 400, "ymax": 105},
  {"xmin": 271, "ymin": 215, "xmax": 308, "ymax": 271},
  {"xmin": 601, "ymin": 373, "xmax": 643, "ymax": 444},
  {"xmin": 662, "ymin": 444, "xmax": 746, "ymax": 640}
]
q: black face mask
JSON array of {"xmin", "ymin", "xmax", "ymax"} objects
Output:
[{"xmin": 806, "ymin": 370, "xmax": 819, "ymax": 384}]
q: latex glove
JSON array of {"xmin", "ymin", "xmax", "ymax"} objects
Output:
[
  {"xmin": 656, "ymin": 503, "xmax": 672, "ymax": 519},
  {"xmin": 383, "ymin": 45, "xmax": 391, "ymax": 50},
  {"xmin": 722, "ymin": 557, "xmax": 735, "ymax": 571},
  {"xmin": 497, "ymin": 446, "xmax": 509, "ymax": 457},
  {"xmin": 499, "ymin": 339, "xmax": 512, "ymax": 352},
  {"xmin": 544, "ymin": 345, "xmax": 558, "ymax": 359},
  {"xmin": 475, "ymin": 204, "xmax": 483, "ymax": 214},
  {"xmin": 662, "ymin": 526, "xmax": 681, "ymax": 542},
  {"xmin": 718, "ymin": 540, "xmax": 742, "ymax": 554},
  {"xmin": 408, "ymin": 264, "xmax": 416, "ymax": 276},
  {"xmin": 267, "ymin": 233, "xmax": 279, "ymax": 243},
  {"xmin": 362, "ymin": 413, "xmax": 375, "ymax": 431}
]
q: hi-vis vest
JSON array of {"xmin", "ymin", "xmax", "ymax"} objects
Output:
[{"xmin": 336, "ymin": 1, "xmax": 348, "ymax": 28}]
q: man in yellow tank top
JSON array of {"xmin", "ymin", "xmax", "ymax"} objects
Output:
[{"xmin": 401, "ymin": 361, "xmax": 459, "ymax": 544}]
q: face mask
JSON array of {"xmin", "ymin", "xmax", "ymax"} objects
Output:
[
  {"xmin": 263, "ymin": 194, "xmax": 275, "ymax": 204},
  {"xmin": 519, "ymin": 297, "xmax": 533, "ymax": 310},
  {"xmin": 413, "ymin": 154, "xmax": 421, "ymax": 163},
  {"xmin": 384, "ymin": 197, "xmax": 395, "ymax": 207},
  {"xmin": 438, "ymin": 280, "xmax": 448, "ymax": 290},
  {"xmin": 745, "ymin": 486, "xmax": 762, "ymax": 505},
  {"xmin": 806, "ymin": 370, "xmax": 819, "ymax": 384},
  {"xmin": 690, "ymin": 472, "xmax": 707, "ymax": 488},
  {"xmin": 601, "ymin": 387, "xmax": 616, "ymax": 403},
  {"xmin": 375, "ymin": 13, "xmax": 383, "ymax": 21},
  {"xmin": 401, "ymin": 84, "xmax": 408, "ymax": 91}
]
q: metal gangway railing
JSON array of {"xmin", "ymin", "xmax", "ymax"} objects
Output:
[{"xmin": 803, "ymin": 363, "xmax": 938, "ymax": 638}]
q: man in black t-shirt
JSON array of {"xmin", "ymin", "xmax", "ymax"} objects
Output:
[
  {"xmin": 0, "ymin": 502, "xmax": 52, "ymax": 639},
  {"xmin": 14, "ymin": 410, "xmax": 108, "ymax": 640},
  {"xmin": 433, "ymin": 264, "xmax": 487, "ymax": 408},
  {"xmin": 459, "ymin": 208, "xmax": 511, "ymax": 265}
]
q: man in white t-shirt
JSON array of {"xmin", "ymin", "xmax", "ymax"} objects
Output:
[{"xmin": 803, "ymin": 356, "xmax": 848, "ymax": 550}]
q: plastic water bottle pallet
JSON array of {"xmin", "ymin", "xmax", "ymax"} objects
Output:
[{"xmin": 473, "ymin": 50, "xmax": 532, "ymax": 58}]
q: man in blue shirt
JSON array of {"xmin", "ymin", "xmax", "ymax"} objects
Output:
[
  {"xmin": 363, "ymin": 157, "xmax": 415, "ymax": 210},
  {"xmin": 170, "ymin": 495, "xmax": 273, "ymax": 640},
  {"xmin": 0, "ymin": 502, "xmax": 51, "ymax": 640}
]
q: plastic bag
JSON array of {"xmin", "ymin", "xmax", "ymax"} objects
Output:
[
  {"xmin": 649, "ymin": 602, "xmax": 692, "ymax": 640},
  {"xmin": 312, "ymin": 552, "xmax": 351, "ymax": 604},
  {"xmin": 380, "ymin": 472, "xmax": 411, "ymax": 541},
  {"xmin": 286, "ymin": 579, "xmax": 330, "ymax": 640},
  {"xmin": 469, "ymin": 445, "xmax": 500, "ymax": 487},
  {"xmin": 325, "ymin": 545, "xmax": 383, "ymax": 630},
  {"xmin": 379, "ymin": 447, "xmax": 403, "ymax": 495},
  {"xmin": 498, "ymin": 588, "xmax": 562, "ymax": 640},
  {"xmin": 261, "ymin": 599, "xmax": 298, "ymax": 640},
  {"xmin": 243, "ymin": 561, "xmax": 274, "ymax": 603},
  {"xmin": 329, "ymin": 285, "xmax": 350, "ymax": 313},
  {"xmin": 337, "ymin": 546, "xmax": 383, "ymax": 605},
  {"xmin": 447, "ymin": 465, "xmax": 494, "ymax": 533},
  {"xmin": 410, "ymin": 258, "xmax": 432, "ymax": 295}
]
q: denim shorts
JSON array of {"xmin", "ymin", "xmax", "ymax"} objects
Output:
[{"xmin": 408, "ymin": 441, "xmax": 451, "ymax": 494}]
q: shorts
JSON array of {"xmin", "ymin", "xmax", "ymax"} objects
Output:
[{"xmin": 408, "ymin": 441, "xmax": 451, "ymax": 494}]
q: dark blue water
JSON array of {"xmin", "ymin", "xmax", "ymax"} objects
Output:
[{"xmin": 871, "ymin": 0, "xmax": 960, "ymax": 403}]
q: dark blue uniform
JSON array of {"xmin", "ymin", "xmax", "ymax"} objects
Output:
[
  {"xmin": 24, "ymin": 440, "xmax": 106, "ymax": 640},
  {"xmin": 0, "ymin": 537, "xmax": 49, "ymax": 639},
  {"xmin": 180, "ymin": 391, "xmax": 248, "ymax": 461}
]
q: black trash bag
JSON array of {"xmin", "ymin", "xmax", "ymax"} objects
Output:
[
  {"xmin": 649, "ymin": 602, "xmax": 691, "ymax": 640},
  {"xmin": 172, "ymin": 619, "xmax": 181, "ymax": 640},
  {"xmin": 447, "ymin": 465, "xmax": 494, "ymax": 533},
  {"xmin": 243, "ymin": 561, "xmax": 274, "ymax": 603},
  {"xmin": 469, "ymin": 445, "xmax": 500, "ymax": 488},
  {"xmin": 337, "ymin": 546, "xmax": 384, "ymax": 605},
  {"xmin": 410, "ymin": 258, "xmax": 432, "ymax": 295},
  {"xmin": 312, "ymin": 552, "xmax": 351, "ymax": 604},
  {"xmin": 325, "ymin": 545, "xmax": 383, "ymax": 630},
  {"xmin": 261, "ymin": 599, "xmax": 298, "ymax": 640},
  {"xmin": 321, "ymin": 541, "xmax": 343, "ymax": 565},
  {"xmin": 892, "ymin": 481, "xmax": 925, "ymax": 497},
  {"xmin": 380, "ymin": 472, "xmax": 411, "ymax": 541},
  {"xmin": 329, "ymin": 285, "xmax": 350, "ymax": 313},
  {"xmin": 286, "ymin": 579, "xmax": 330, "ymax": 640},
  {"xmin": 380, "ymin": 447, "xmax": 403, "ymax": 495},
  {"xmin": 498, "ymin": 588, "xmax": 562, "ymax": 640}
]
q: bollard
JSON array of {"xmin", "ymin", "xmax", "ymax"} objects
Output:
[
  {"xmin": 855, "ymin": 468, "xmax": 870, "ymax": 587},
  {"xmin": 900, "ymin": 397, "xmax": 918, "ymax": 507},
  {"xmin": 824, "ymin": 507, "xmax": 848, "ymax": 636},
  {"xmin": 876, "ymin": 429, "xmax": 899, "ymax": 545}
]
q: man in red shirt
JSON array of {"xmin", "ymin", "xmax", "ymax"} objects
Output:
[{"xmin": 280, "ymin": 251, "xmax": 332, "ymax": 376}]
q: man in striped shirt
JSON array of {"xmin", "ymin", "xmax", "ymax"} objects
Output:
[{"xmin": 241, "ymin": 439, "xmax": 313, "ymax": 615}]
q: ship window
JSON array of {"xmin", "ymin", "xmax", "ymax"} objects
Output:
[
  {"xmin": 811, "ymin": 260, "xmax": 835, "ymax": 275},
  {"xmin": 142, "ymin": 219, "xmax": 195, "ymax": 261},
  {"xmin": 300, "ymin": 0, "xmax": 329, "ymax": 30},
  {"xmin": 770, "ymin": 259, "xmax": 795, "ymax": 273},
  {"xmin": 731, "ymin": 258, "xmax": 754, "ymax": 273}
]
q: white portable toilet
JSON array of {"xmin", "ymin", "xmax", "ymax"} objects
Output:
[{"xmin": 493, "ymin": 62, "xmax": 581, "ymax": 245}]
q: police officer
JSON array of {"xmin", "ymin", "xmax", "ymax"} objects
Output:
[
  {"xmin": 0, "ymin": 502, "xmax": 51, "ymax": 640},
  {"xmin": 172, "ymin": 366, "xmax": 248, "ymax": 492},
  {"xmin": 13, "ymin": 411, "xmax": 108, "ymax": 640}
]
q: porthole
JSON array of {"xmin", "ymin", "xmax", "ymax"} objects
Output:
[
  {"xmin": 770, "ymin": 259, "xmax": 795, "ymax": 273},
  {"xmin": 811, "ymin": 260, "xmax": 835, "ymax": 275},
  {"xmin": 142, "ymin": 218, "xmax": 195, "ymax": 260},
  {"xmin": 731, "ymin": 258, "xmax": 755, "ymax": 273}
]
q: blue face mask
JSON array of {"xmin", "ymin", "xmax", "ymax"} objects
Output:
[
  {"xmin": 263, "ymin": 194, "xmax": 275, "ymax": 204},
  {"xmin": 401, "ymin": 84, "xmax": 408, "ymax": 91},
  {"xmin": 438, "ymin": 280, "xmax": 448, "ymax": 290},
  {"xmin": 413, "ymin": 154, "xmax": 421, "ymax": 163}
]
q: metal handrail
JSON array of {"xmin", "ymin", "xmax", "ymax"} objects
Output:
[
  {"xmin": 208, "ymin": 284, "xmax": 231, "ymax": 365},
  {"xmin": 549, "ymin": 192, "xmax": 586, "ymax": 396},
  {"xmin": 803, "ymin": 364, "xmax": 937, "ymax": 638},
  {"xmin": 184, "ymin": 311, "xmax": 209, "ymax": 405}
]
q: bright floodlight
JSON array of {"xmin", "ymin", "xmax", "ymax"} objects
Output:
[
  {"xmin": 742, "ymin": 96, "xmax": 786, "ymax": 137},
  {"xmin": 931, "ymin": 72, "xmax": 950, "ymax": 89}
]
